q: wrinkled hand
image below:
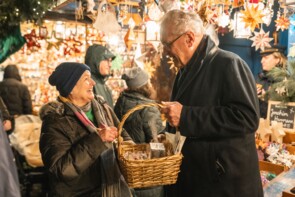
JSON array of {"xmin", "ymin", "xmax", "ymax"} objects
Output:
[
  {"xmin": 160, "ymin": 101, "xmax": 183, "ymax": 127},
  {"xmin": 97, "ymin": 126, "xmax": 118, "ymax": 142}
]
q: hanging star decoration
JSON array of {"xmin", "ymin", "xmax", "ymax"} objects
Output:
[
  {"xmin": 266, "ymin": 63, "xmax": 295, "ymax": 102},
  {"xmin": 46, "ymin": 31, "xmax": 63, "ymax": 50},
  {"xmin": 167, "ymin": 56, "xmax": 178, "ymax": 73},
  {"xmin": 240, "ymin": 5, "xmax": 264, "ymax": 31},
  {"xmin": 275, "ymin": 16, "xmax": 290, "ymax": 31},
  {"xmin": 275, "ymin": 85, "xmax": 287, "ymax": 96},
  {"xmin": 63, "ymin": 33, "xmax": 82, "ymax": 55},
  {"xmin": 144, "ymin": 61, "xmax": 156, "ymax": 77},
  {"xmin": 249, "ymin": 29, "xmax": 273, "ymax": 51}
]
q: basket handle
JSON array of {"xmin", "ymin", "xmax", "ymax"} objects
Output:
[{"xmin": 117, "ymin": 102, "xmax": 163, "ymax": 154}]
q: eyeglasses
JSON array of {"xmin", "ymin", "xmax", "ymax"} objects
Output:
[{"xmin": 161, "ymin": 32, "xmax": 187, "ymax": 49}]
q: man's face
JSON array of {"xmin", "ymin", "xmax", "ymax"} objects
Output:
[{"xmin": 99, "ymin": 58, "xmax": 112, "ymax": 76}]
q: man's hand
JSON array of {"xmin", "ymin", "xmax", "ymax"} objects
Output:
[
  {"xmin": 3, "ymin": 120, "xmax": 12, "ymax": 131},
  {"xmin": 160, "ymin": 101, "xmax": 183, "ymax": 127}
]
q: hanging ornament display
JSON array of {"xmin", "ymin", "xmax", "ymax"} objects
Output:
[
  {"xmin": 46, "ymin": 31, "xmax": 63, "ymax": 50},
  {"xmin": 75, "ymin": 0, "xmax": 84, "ymax": 20},
  {"xmin": 249, "ymin": 28, "xmax": 273, "ymax": 51},
  {"xmin": 86, "ymin": 0, "xmax": 96, "ymax": 14},
  {"xmin": 144, "ymin": 61, "xmax": 156, "ymax": 76},
  {"xmin": 118, "ymin": 5, "xmax": 128, "ymax": 26},
  {"xmin": 218, "ymin": 13, "xmax": 230, "ymax": 28},
  {"xmin": 134, "ymin": 42, "xmax": 145, "ymax": 68},
  {"xmin": 158, "ymin": 0, "xmax": 179, "ymax": 13},
  {"xmin": 148, "ymin": 2, "xmax": 164, "ymax": 21},
  {"xmin": 167, "ymin": 56, "xmax": 178, "ymax": 73},
  {"xmin": 262, "ymin": 3, "xmax": 274, "ymax": 26},
  {"xmin": 124, "ymin": 28, "xmax": 136, "ymax": 51},
  {"xmin": 233, "ymin": 11, "xmax": 252, "ymax": 38},
  {"xmin": 232, "ymin": 0, "xmax": 245, "ymax": 8},
  {"xmin": 63, "ymin": 34, "xmax": 82, "ymax": 55},
  {"xmin": 240, "ymin": 4, "xmax": 264, "ymax": 31},
  {"xmin": 93, "ymin": 0, "xmax": 121, "ymax": 35},
  {"xmin": 275, "ymin": 15, "xmax": 290, "ymax": 31},
  {"xmin": 128, "ymin": 17, "xmax": 136, "ymax": 29},
  {"xmin": 24, "ymin": 29, "xmax": 41, "ymax": 50}
]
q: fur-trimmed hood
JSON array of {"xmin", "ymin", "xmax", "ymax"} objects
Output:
[{"xmin": 39, "ymin": 101, "xmax": 65, "ymax": 121}]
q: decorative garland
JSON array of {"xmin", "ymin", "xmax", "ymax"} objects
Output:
[
  {"xmin": 0, "ymin": 0, "xmax": 54, "ymax": 38},
  {"xmin": 266, "ymin": 61, "xmax": 295, "ymax": 102}
]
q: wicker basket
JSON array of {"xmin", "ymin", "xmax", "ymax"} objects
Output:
[{"xmin": 117, "ymin": 103, "xmax": 183, "ymax": 188}]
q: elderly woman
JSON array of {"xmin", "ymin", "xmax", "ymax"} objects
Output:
[
  {"xmin": 39, "ymin": 62, "xmax": 132, "ymax": 197},
  {"xmin": 256, "ymin": 46, "xmax": 287, "ymax": 118}
]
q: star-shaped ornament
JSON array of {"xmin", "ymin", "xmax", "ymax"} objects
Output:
[
  {"xmin": 240, "ymin": 5, "xmax": 264, "ymax": 31},
  {"xmin": 275, "ymin": 16, "xmax": 290, "ymax": 31},
  {"xmin": 249, "ymin": 29, "xmax": 273, "ymax": 51}
]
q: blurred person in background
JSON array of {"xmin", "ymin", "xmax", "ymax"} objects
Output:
[
  {"xmin": 114, "ymin": 67, "xmax": 165, "ymax": 197},
  {"xmin": 256, "ymin": 46, "xmax": 287, "ymax": 118},
  {"xmin": 85, "ymin": 44, "xmax": 116, "ymax": 108},
  {"xmin": 0, "ymin": 64, "xmax": 32, "ymax": 117},
  {"xmin": 0, "ymin": 114, "xmax": 21, "ymax": 197}
]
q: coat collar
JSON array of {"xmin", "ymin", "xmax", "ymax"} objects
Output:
[{"xmin": 172, "ymin": 36, "xmax": 218, "ymax": 100}]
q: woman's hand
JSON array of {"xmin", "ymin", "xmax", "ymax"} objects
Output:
[
  {"xmin": 256, "ymin": 84, "xmax": 265, "ymax": 96},
  {"xmin": 97, "ymin": 126, "xmax": 118, "ymax": 142}
]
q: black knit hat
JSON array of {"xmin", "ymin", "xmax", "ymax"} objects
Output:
[
  {"xmin": 49, "ymin": 62, "xmax": 90, "ymax": 97},
  {"xmin": 122, "ymin": 67, "xmax": 149, "ymax": 89}
]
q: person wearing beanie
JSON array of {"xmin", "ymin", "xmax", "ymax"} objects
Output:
[
  {"xmin": 114, "ymin": 67, "xmax": 165, "ymax": 197},
  {"xmin": 256, "ymin": 45, "xmax": 287, "ymax": 118},
  {"xmin": 39, "ymin": 62, "xmax": 133, "ymax": 197},
  {"xmin": 85, "ymin": 44, "xmax": 116, "ymax": 107}
]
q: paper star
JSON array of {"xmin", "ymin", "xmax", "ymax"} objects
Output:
[
  {"xmin": 240, "ymin": 5, "xmax": 264, "ymax": 31},
  {"xmin": 275, "ymin": 16, "xmax": 290, "ymax": 31},
  {"xmin": 249, "ymin": 29, "xmax": 273, "ymax": 51},
  {"xmin": 275, "ymin": 86, "xmax": 287, "ymax": 96},
  {"xmin": 134, "ymin": 42, "xmax": 145, "ymax": 69}
]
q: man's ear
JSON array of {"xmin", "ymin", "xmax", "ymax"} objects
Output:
[{"xmin": 186, "ymin": 31, "xmax": 195, "ymax": 47}]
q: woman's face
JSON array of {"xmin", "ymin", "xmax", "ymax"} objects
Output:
[
  {"xmin": 261, "ymin": 53, "xmax": 280, "ymax": 71},
  {"xmin": 99, "ymin": 58, "xmax": 112, "ymax": 76},
  {"xmin": 69, "ymin": 70, "xmax": 96, "ymax": 106}
]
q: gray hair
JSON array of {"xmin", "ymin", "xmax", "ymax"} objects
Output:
[{"xmin": 160, "ymin": 9, "xmax": 205, "ymax": 38}]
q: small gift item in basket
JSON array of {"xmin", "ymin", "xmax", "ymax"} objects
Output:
[
  {"xmin": 117, "ymin": 103, "xmax": 185, "ymax": 188},
  {"xmin": 150, "ymin": 142, "xmax": 166, "ymax": 158}
]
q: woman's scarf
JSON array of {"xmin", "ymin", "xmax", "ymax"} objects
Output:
[{"xmin": 59, "ymin": 96, "xmax": 132, "ymax": 197}]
